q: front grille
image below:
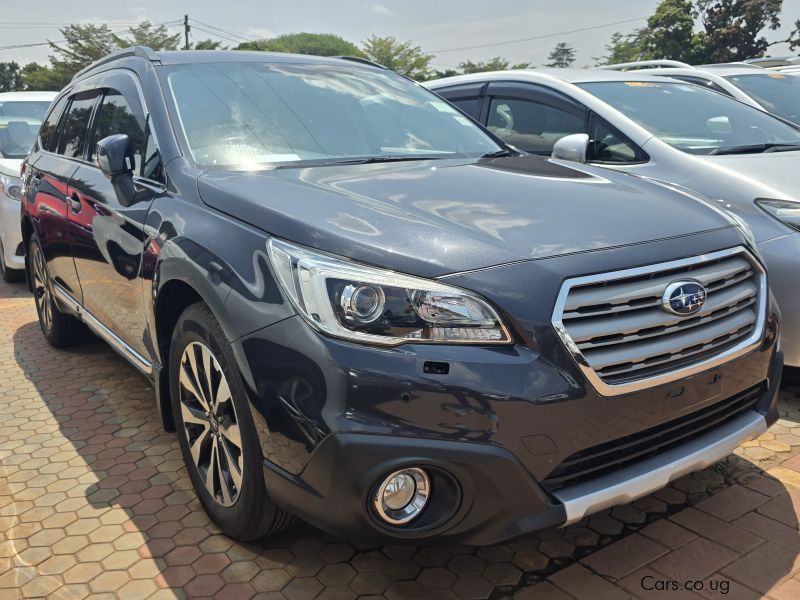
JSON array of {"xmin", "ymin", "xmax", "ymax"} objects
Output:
[
  {"xmin": 541, "ymin": 383, "xmax": 764, "ymax": 492},
  {"xmin": 553, "ymin": 248, "xmax": 764, "ymax": 388}
]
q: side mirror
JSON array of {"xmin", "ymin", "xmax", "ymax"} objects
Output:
[
  {"xmin": 96, "ymin": 134, "xmax": 134, "ymax": 179},
  {"xmin": 551, "ymin": 133, "xmax": 590, "ymax": 163}
]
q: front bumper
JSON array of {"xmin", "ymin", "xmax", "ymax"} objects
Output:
[
  {"xmin": 759, "ymin": 232, "xmax": 800, "ymax": 367},
  {"xmin": 0, "ymin": 195, "xmax": 24, "ymax": 270}
]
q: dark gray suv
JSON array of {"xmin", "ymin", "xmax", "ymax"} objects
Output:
[{"xmin": 21, "ymin": 47, "xmax": 782, "ymax": 545}]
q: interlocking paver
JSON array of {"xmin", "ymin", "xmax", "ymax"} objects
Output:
[{"xmin": 1, "ymin": 279, "xmax": 799, "ymax": 599}]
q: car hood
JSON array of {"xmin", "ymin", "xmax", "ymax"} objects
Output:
[
  {"xmin": 700, "ymin": 151, "xmax": 800, "ymax": 200},
  {"xmin": 0, "ymin": 158, "xmax": 22, "ymax": 178},
  {"xmin": 197, "ymin": 155, "xmax": 734, "ymax": 277}
]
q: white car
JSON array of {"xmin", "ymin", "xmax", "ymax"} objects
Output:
[
  {"xmin": 0, "ymin": 91, "xmax": 57, "ymax": 281},
  {"xmin": 605, "ymin": 60, "xmax": 800, "ymax": 125},
  {"xmin": 426, "ymin": 69, "xmax": 800, "ymax": 368}
]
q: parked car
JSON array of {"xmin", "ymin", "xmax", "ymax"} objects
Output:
[
  {"xmin": 604, "ymin": 60, "xmax": 800, "ymax": 125},
  {"xmin": 0, "ymin": 91, "xmax": 57, "ymax": 281},
  {"xmin": 21, "ymin": 48, "xmax": 782, "ymax": 545},
  {"xmin": 426, "ymin": 68, "xmax": 800, "ymax": 369}
]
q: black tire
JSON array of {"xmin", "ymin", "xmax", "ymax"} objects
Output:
[
  {"xmin": 0, "ymin": 241, "xmax": 24, "ymax": 283},
  {"xmin": 28, "ymin": 234, "xmax": 89, "ymax": 347},
  {"xmin": 169, "ymin": 302, "xmax": 294, "ymax": 541}
]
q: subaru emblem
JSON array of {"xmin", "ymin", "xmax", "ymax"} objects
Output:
[{"xmin": 662, "ymin": 281, "xmax": 707, "ymax": 316}]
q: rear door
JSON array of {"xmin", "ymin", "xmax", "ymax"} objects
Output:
[
  {"xmin": 26, "ymin": 90, "xmax": 99, "ymax": 300},
  {"xmin": 67, "ymin": 70, "xmax": 164, "ymax": 359}
]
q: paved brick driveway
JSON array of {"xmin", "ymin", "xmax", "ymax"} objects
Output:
[{"xmin": 1, "ymin": 278, "xmax": 799, "ymax": 600}]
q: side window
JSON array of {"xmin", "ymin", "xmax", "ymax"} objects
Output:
[
  {"xmin": 487, "ymin": 97, "xmax": 585, "ymax": 155},
  {"xmin": 91, "ymin": 87, "xmax": 163, "ymax": 182},
  {"xmin": 589, "ymin": 117, "xmax": 647, "ymax": 164},
  {"xmin": 39, "ymin": 95, "xmax": 69, "ymax": 152},
  {"xmin": 57, "ymin": 92, "xmax": 98, "ymax": 158},
  {"xmin": 448, "ymin": 97, "xmax": 481, "ymax": 120}
]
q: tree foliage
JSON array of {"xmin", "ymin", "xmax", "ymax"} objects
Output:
[
  {"xmin": 113, "ymin": 21, "xmax": 182, "ymax": 51},
  {"xmin": 545, "ymin": 42, "xmax": 576, "ymax": 67},
  {"xmin": 601, "ymin": 0, "xmax": 790, "ymax": 65},
  {"xmin": 193, "ymin": 39, "xmax": 225, "ymax": 50},
  {"xmin": 236, "ymin": 33, "xmax": 363, "ymax": 57},
  {"xmin": 0, "ymin": 62, "xmax": 21, "ymax": 92},
  {"xmin": 458, "ymin": 56, "xmax": 530, "ymax": 73},
  {"xmin": 362, "ymin": 35, "xmax": 434, "ymax": 80}
]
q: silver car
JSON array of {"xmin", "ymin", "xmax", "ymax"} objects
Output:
[
  {"xmin": 0, "ymin": 91, "xmax": 57, "ymax": 282},
  {"xmin": 605, "ymin": 60, "xmax": 800, "ymax": 125},
  {"xmin": 425, "ymin": 69, "xmax": 800, "ymax": 367}
]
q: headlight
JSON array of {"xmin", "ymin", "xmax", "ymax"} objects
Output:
[
  {"xmin": 756, "ymin": 199, "xmax": 800, "ymax": 232},
  {"xmin": 267, "ymin": 238, "xmax": 512, "ymax": 346},
  {"xmin": 0, "ymin": 173, "xmax": 21, "ymax": 201}
]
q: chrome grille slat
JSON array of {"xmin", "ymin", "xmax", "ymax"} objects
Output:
[
  {"xmin": 562, "ymin": 268, "xmax": 752, "ymax": 320},
  {"xmin": 562, "ymin": 256, "xmax": 751, "ymax": 313},
  {"xmin": 551, "ymin": 247, "xmax": 766, "ymax": 394},
  {"xmin": 571, "ymin": 279, "xmax": 757, "ymax": 347}
]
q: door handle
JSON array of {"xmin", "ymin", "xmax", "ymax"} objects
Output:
[{"xmin": 67, "ymin": 193, "xmax": 82, "ymax": 213}]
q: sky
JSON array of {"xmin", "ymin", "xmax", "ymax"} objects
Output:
[{"xmin": 2, "ymin": 0, "xmax": 799, "ymax": 70}]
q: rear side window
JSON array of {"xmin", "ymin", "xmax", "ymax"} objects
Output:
[
  {"xmin": 39, "ymin": 95, "xmax": 68, "ymax": 152},
  {"xmin": 57, "ymin": 92, "xmax": 98, "ymax": 158}
]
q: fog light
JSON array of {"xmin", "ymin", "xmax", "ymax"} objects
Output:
[{"xmin": 373, "ymin": 467, "xmax": 430, "ymax": 525}]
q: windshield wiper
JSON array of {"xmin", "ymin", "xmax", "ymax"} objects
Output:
[
  {"xmin": 481, "ymin": 148, "xmax": 519, "ymax": 158},
  {"xmin": 709, "ymin": 143, "xmax": 800, "ymax": 155},
  {"xmin": 325, "ymin": 155, "xmax": 450, "ymax": 166}
]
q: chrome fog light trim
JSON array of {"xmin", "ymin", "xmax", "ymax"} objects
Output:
[{"xmin": 373, "ymin": 467, "xmax": 430, "ymax": 525}]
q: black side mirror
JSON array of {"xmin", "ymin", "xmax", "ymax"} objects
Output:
[
  {"xmin": 97, "ymin": 134, "xmax": 134, "ymax": 179},
  {"xmin": 96, "ymin": 134, "xmax": 150, "ymax": 207}
]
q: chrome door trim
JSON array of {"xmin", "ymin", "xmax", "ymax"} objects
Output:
[
  {"xmin": 53, "ymin": 283, "xmax": 155, "ymax": 376},
  {"xmin": 551, "ymin": 246, "xmax": 767, "ymax": 397}
]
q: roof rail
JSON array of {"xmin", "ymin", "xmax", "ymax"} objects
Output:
[
  {"xmin": 605, "ymin": 59, "xmax": 693, "ymax": 71},
  {"xmin": 334, "ymin": 56, "xmax": 388, "ymax": 70},
  {"xmin": 72, "ymin": 46, "xmax": 160, "ymax": 82}
]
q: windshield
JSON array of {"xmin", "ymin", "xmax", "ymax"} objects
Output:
[
  {"xmin": 576, "ymin": 80, "xmax": 800, "ymax": 155},
  {"xmin": 162, "ymin": 62, "xmax": 501, "ymax": 169},
  {"xmin": 724, "ymin": 72, "xmax": 800, "ymax": 124},
  {"xmin": 0, "ymin": 101, "xmax": 51, "ymax": 159}
]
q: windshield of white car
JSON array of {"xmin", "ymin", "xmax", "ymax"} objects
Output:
[
  {"xmin": 162, "ymin": 62, "xmax": 502, "ymax": 169},
  {"xmin": 576, "ymin": 80, "xmax": 800, "ymax": 156},
  {"xmin": 724, "ymin": 72, "xmax": 800, "ymax": 125},
  {"xmin": 0, "ymin": 101, "xmax": 51, "ymax": 159}
]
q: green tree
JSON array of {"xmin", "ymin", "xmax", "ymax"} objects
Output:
[
  {"xmin": 458, "ymin": 56, "xmax": 530, "ymax": 73},
  {"xmin": 113, "ymin": 21, "xmax": 181, "ymax": 51},
  {"xmin": 696, "ymin": 0, "xmax": 783, "ymax": 61},
  {"xmin": 236, "ymin": 33, "xmax": 363, "ymax": 57},
  {"xmin": 545, "ymin": 42, "xmax": 576, "ymax": 67},
  {"xmin": 0, "ymin": 62, "xmax": 21, "ymax": 92},
  {"xmin": 597, "ymin": 30, "xmax": 650, "ymax": 65},
  {"xmin": 18, "ymin": 62, "xmax": 67, "ymax": 91},
  {"xmin": 362, "ymin": 35, "xmax": 434, "ymax": 80},
  {"xmin": 193, "ymin": 39, "xmax": 225, "ymax": 50},
  {"xmin": 643, "ymin": 0, "xmax": 708, "ymax": 62}
]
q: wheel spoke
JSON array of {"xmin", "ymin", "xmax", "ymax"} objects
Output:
[
  {"xmin": 215, "ymin": 375, "xmax": 232, "ymax": 406},
  {"xmin": 180, "ymin": 360, "xmax": 210, "ymax": 412},
  {"xmin": 180, "ymin": 401, "xmax": 208, "ymax": 426},
  {"xmin": 221, "ymin": 420, "xmax": 242, "ymax": 450},
  {"xmin": 216, "ymin": 442, "xmax": 236, "ymax": 505},
  {"xmin": 205, "ymin": 438, "xmax": 219, "ymax": 497},
  {"xmin": 201, "ymin": 345, "xmax": 214, "ymax": 408},
  {"xmin": 189, "ymin": 425, "xmax": 210, "ymax": 468},
  {"xmin": 219, "ymin": 435, "xmax": 243, "ymax": 491}
]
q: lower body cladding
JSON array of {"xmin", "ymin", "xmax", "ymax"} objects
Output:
[
  {"xmin": 759, "ymin": 231, "xmax": 800, "ymax": 367},
  {"xmin": 235, "ymin": 316, "xmax": 782, "ymax": 546}
]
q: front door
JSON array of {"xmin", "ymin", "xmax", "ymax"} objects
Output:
[{"xmin": 68, "ymin": 71, "xmax": 164, "ymax": 360}]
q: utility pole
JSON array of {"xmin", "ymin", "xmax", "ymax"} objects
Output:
[{"xmin": 184, "ymin": 14, "xmax": 190, "ymax": 51}]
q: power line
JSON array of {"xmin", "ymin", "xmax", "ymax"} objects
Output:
[
  {"xmin": 190, "ymin": 24, "xmax": 251, "ymax": 46},
  {"xmin": 189, "ymin": 18, "xmax": 256, "ymax": 43},
  {"xmin": 430, "ymin": 16, "xmax": 648, "ymax": 54}
]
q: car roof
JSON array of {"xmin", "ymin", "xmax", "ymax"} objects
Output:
[
  {"xmin": 0, "ymin": 91, "xmax": 58, "ymax": 102},
  {"xmin": 425, "ymin": 68, "xmax": 677, "ymax": 88}
]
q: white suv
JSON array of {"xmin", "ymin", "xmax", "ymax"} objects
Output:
[{"xmin": 0, "ymin": 91, "xmax": 56, "ymax": 281}]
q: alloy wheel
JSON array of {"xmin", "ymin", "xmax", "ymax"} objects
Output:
[
  {"xmin": 179, "ymin": 341, "xmax": 244, "ymax": 506},
  {"xmin": 32, "ymin": 245, "xmax": 52, "ymax": 332}
]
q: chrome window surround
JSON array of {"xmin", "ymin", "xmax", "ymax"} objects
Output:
[{"xmin": 551, "ymin": 246, "xmax": 767, "ymax": 397}]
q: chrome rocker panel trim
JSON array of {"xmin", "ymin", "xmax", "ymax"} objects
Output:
[
  {"xmin": 553, "ymin": 409, "xmax": 767, "ymax": 524},
  {"xmin": 551, "ymin": 246, "xmax": 767, "ymax": 397},
  {"xmin": 53, "ymin": 283, "xmax": 155, "ymax": 376}
]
